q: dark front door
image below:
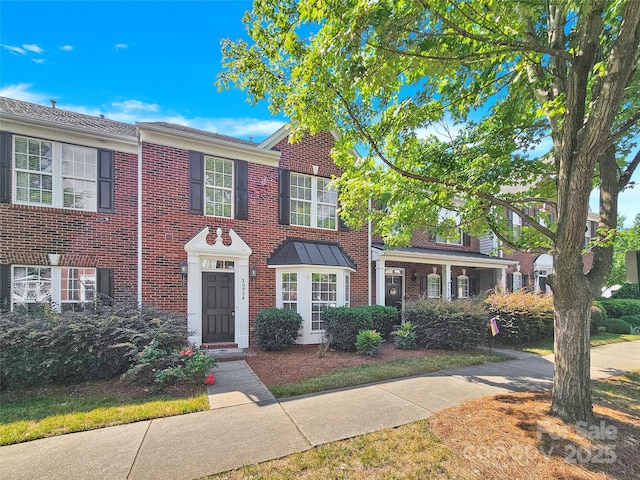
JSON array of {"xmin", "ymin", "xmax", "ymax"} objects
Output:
[
  {"xmin": 202, "ymin": 272, "xmax": 235, "ymax": 343},
  {"xmin": 385, "ymin": 274, "xmax": 403, "ymax": 324}
]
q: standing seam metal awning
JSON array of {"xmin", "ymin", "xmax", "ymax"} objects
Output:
[{"xmin": 267, "ymin": 239, "xmax": 356, "ymax": 270}]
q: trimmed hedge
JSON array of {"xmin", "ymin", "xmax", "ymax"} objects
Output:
[
  {"xmin": 254, "ymin": 308, "xmax": 303, "ymax": 351},
  {"xmin": 597, "ymin": 299, "xmax": 640, "ymax": 318},
  {"xmin": 365, "ymin": 305, "xmax": 398, "ymax": 338},
  {"xmin": 611, "ymin": 283, "xmax": 640, "ymax": 300},
  {"xmin": 591, "ymin": 303, "xmax": 607, "ymax": 334},
  {"xmin": 617, "ymin": 315, "xmax": 640, "ymax": 328},
  {"xmin": 0, "ymin": 303, "xmax": 187, "ymax": 391},
  {"xmin": 484, "ymin": 291, "xmax": 554, "ymax": 345},
  {"xmin": 406, "ymin": 297, "xmax": 487, "ymax": 350},
  {"xmin": 604, "ymin": 318, "xmax": 632, "ymax": 334},
  {"xmin": 323, "ymin": 307, "xmax": 373, "ymax": 352}
]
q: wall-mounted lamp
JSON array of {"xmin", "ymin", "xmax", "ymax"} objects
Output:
[
  {"xmin": 48, "ymin": 253, "xmax": 61, "ymax": 266},
  {"xmin": 412, "ymin": 271, "xmax": 418, "ymax": 282},
  {"xmin": 250, "ymin": 264, "xmax": 258, "ymax": 282},
  {"xmin": 534, "ymin": 270, "xmax": 539, "ymax": 278},
  {"xmin": 180, "ymin": 261, "xmax": 188, "ymax": 285}
]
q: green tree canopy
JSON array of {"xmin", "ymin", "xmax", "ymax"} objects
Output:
[{"xmin": 220, "ymin": 0, "xmax": 640, "ymax": 423}]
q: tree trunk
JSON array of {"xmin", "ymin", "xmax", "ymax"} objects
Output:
[{"xmin": 549, "ymin": 252, "xmax": 596, "ymax": 424}]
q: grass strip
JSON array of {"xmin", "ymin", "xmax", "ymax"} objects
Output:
[
  {"xmin": 270, "ymin": 352, "xmax": 511, "ymax": 398},
  {"xmin": 523, "ymin": 333, "xmax": 640, "ymax": 355},
  {"xmin": 0, "ymin": 393, "xmax": 208, "ymax": 446}
]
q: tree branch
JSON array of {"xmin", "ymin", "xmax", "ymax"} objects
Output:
[{"xmin": 619, "ymin": 149, "xmax": 640, "ymax": 190}]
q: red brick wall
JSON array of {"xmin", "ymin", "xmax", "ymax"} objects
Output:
[
  {"xmin": 0, "ymin": 145, "xmax": 138, "ymax": 303},
  {"xmin": 140, "ymin": 132, "xmax": 369, "ymax": 342}
]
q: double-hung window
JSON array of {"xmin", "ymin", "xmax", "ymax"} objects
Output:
[
  {"xmin": 311, "ymin": 273, "xmax": 337, "ymax": 330},
  {"xmin": 290, "ymin": 173, "xmax": 337, "ymax": 229},
  {"xmin": 12, "ymin": 266, "xmax": 97, "ymax": 311},
  {"xmin": 457, "ymin": 275, "xmax": 469, "ymax": 298},
  {"xmin": 204, "ymin": 156, "xmax": 233, "ymax": 218},
  {"xmin": 13, "ymin": 136, "xmax": 98, "ymax": 211},
  {"xmin": 281, "ymin": 273, "xmax": 298, "ymax": 312},
  {"xmin": 427, "ymin": 274, "xmax": 441, "ymax": 298}
]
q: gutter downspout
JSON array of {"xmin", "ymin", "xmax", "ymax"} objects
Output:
[{"xmin": 137, "ymin": 127, "xmax": 143, "ymax": 307}]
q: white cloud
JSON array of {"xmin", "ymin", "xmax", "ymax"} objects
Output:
[
  {"xmin": 60, "ymin": 45, "xmax": 74, "ymax": 52},
  {"xmin": 111, "ymin": 100, "xmax": 159, "ymax": 112},
  {"xmin": 22, "ymin": 44, "xmax": 43, "ymax": 54},
  {"xmin": 114, "ymin": 43, "xmax": 128, "ymax": 50},
  {"xmin": 0, "ymin": 84, "xmax": 49, "ymax": 104},
  {"xmin": 1, "ymin": 43, "xmax": 26, "ymax": 55},
  {"xmin": 32, "ymin": 59, "xmax": 46, "ymax": 64}
]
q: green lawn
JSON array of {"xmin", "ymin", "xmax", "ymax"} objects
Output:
[
  {"xmin": 0, "ymin": 382, "xmax": 209, "ymax": 446},
  {"xmin": 270, "ymin": 351, "xmax": 511, "ymax": 397},
  {"xmin": 523, "ymin": 333, "xmax": 640, "ymax": 355}
]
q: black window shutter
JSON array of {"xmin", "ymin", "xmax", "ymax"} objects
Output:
[
  {"xmin": 507, "ymin": 273, "xmax": 514, "ymax": 291},
  {"xmin": 470, "ymin": 278, "xmax": 478, "ymax": 296},
  {"xmin": 428, "ymin": 231, "xmax": 437, "ymax": 242},
  {"xmin": 451, "ymin": 280, "xmax": 457, "ymax": 299},
  {"xmin": 523, "ymin": 274, "xmax": 530, "ymax": 289},
  {"xmin": 96, "ymin": 268, "xmax": 114, "ymax": 306},
  {"xmin": 338, "ymin": 201, "xmax": 350, "ymax": 231},
  {"xmin": 189, "ymin": 151, "xmax": 204, "ymax": 215},
  {"xmin": 234, "ymin": 160, "xmax": 248, "ymax": 220},
  {"xmin": 278, "ymin": 168, "xmax": 290, "ymax": 225},
  {"xmin": 506, "ymin": 209, "xmax": 513, "ymax": 228},
  {"xmin": 0, "ymin": 264, "xmax": 9, "ymax": 312},
  {"xmin": 97, "ymin": 149, "xmax": 114, "ymax": 213},
  {"xmin": 0, "ymin": 131, "xmax": 10, "ymax": 204},
  {"xmin": 462, "ymin": 232, "xmax": 471, "ymax": 246}
]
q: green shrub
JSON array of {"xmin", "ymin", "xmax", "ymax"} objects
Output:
[
  {"xmin": 356, "ymin": 330, "xmax": 383, "ymax": 356},
  {"xmin": 617, "ymin": 315, "xmax": 640, "ymax": 328},
  {"xmin": 484, "ymin": 291, "xmax": 554, "ymax": 345},
  {"xmin": 611, "ymin": 283, "xmax": 640, "ymax": 300},
  {"xmin": 591, "ymin": 303, "xmax": 607, "ymax": 334},
  {"xmin": 254, "ymin": 308, "xmax": 303, "ymax": 351},
  {"xmin": 406, "ymin": 297, "xmax": 487, "ymax": 350},
  {"xmin": 604, "ymin": 318, "xmax": 632, "ymax": 334},
  {"xmin": 0, "ymin": 302, "xmax": 187, "ymax": 391},
  {"xmin": 323, "ymin": 307, "xmax": 373, "ymax": 352},
  {"xmin": 362, "ymin": 305, "xmax": 398, "ymax": 338},
  {"xmin": 392, "ymin": 322, "xmax": 417, "ymax": 349},
  {"xmin": 122, "ymin": 341, "xmax": 216, "ymax": 392},
  {"xmin": 598, "ymin": 299, "xmax": 640, "ymax": 318}
]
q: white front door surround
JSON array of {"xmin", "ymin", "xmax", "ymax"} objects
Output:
[{"xmin": 184, "ymin": 227, "xmax": 252, "ymax": 348}]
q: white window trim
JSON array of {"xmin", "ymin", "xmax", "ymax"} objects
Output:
[
  {"xmin": 204, "ymin": 155, "xmax": 234, "ymax": 218},
  {"xmin": 13, "ymin": 136, "xmax": 98, "ymax": 211},
  {"xmin": 11, "ymin": 265, "xmax": 97, "ymax": 311},
  {"xmin": 457, "ymin": 274, "xmax": 469, "ymax": 298},
  {"xmin": 290, "ymin": 172, "xmax": 338, "ymax": 230},
  {"xmin": 274, "ymin": 266, "xmax": 352, "ymax": 344},
  {"xmin": 427, "ymin": 273, "xmax": 441, "ymax": 299},
  {"xmin": 512, "ymin": 271, "xmax": 523, "ymax": 291}
]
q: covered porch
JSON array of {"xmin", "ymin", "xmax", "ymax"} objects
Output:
[{"xmin": 371, "ymin": 243, "xmax": 518, "ymax": 314}]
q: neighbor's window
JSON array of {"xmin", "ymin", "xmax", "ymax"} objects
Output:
[
  {"xmin": 457, "ymin": 275, "xmax": 469, "ymax": 298},
  {"xmin": 427, "ymin": 274, "xmax": 441, "ymax": 298},
  {"xmin": 282, "ymin": 273, "xmax": 298, "ymax": 312},
  {"xmin": 290, "ymin": 173, "xmax": 337, "ymax": 229},
  {"xmin": 311, "ymin": 273, "xmax": 337, "ymax": 330},
  {"xmin": 512, "ymin": 272, "xmax": 523, "ymax": 291},
  {"xmin": 205, "ymin": 156, "xmax": 233, "ymax": 218},
  {"xmin": 12, "ymin": 266, "xmax": 96, "ymax": 311},
  {"xmin": 14, "ymin": 136, "xmax": 97, "ymax": 211}
]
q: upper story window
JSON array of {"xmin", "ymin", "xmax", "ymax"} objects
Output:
[
  {"xmin": 290, "ymin": 173, "xmax": 337, "ymax": 230},
  {"xmin": 205, "ymin": 156, "xmax": 233, "ymax": 218},
  {"xmin": 436, "ymin": 229, "xmax": 462, "ymax": 245},
  {"xmin": 13, "ymin": 136, "xmax": 99, "ymax": 211}
]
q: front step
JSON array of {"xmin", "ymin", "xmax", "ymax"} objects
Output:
[{"xmin": 204, "ymin": 346, "xmax": 255, "ymax": 362}]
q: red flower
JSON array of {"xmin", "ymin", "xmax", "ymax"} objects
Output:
[
  {"xmin": 180, "ymin": 347, "xmax": 194, "ymax": 357},
  {"xmin": 204, "ymin": 374, "xmax": 215, "ymax": 385}
]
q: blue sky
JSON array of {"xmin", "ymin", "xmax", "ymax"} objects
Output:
[{"xmin": 1, "ymin": 0, "xmax": 638, "ymax": 225}]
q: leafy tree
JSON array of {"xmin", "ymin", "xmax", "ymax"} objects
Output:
[
  {"xmin": 219, "ymin": 0, "xmax": 640, "ymax": 423},
  {"xmin": 608, "ymin": 214, "xmax": 640, "ymax": 286}
]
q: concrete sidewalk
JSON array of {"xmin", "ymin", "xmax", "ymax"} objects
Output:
[{"xmin": 1, "ymin": 341, "xmax": 639, "ymax": 480}]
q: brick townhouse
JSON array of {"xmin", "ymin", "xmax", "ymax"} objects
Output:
[{"xmin": 0, "ymin": 97, "xmax": 596, "ymax": 347}]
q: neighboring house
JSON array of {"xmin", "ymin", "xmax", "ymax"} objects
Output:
[{"xmin": 2, "ymin": 97, "xmax": 588, "ymax": 347}]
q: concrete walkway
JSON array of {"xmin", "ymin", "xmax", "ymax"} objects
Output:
[{"xmin": 1, "ymin": 341, "xmax": 639, "ymax": 480}]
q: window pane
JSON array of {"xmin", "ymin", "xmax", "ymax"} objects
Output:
[
  {"xmin": 205, "ymin": 156, "xmax": 233, "ymax": 218},
  {"xmin": 61, "ymin": 268, "xmax": 96, "ymax": 304},
  {"xmin": 282, "ymin": 273, "xmax": 297, "ymax": 312},
  {"xmin": 311, "ymin": 273, "xmax": 337, "ymax": 330},
  {"xmin": 12, "ymin": 266, "xmax": 52, "ymax": 307}
]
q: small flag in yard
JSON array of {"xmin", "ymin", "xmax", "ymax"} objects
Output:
[{"xmin": 490, "ymin": 317, "xmax": 500, "ymax": 336}]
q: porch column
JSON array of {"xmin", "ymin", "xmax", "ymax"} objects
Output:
[
  {"xmin": 443, "ymin": 264, "xmax": 452, "ymax": 301},
  {"xmin": 376, "ymin": 258, "xmax": 386, "ymax": 306},
  {"xmin": 500, "ymin": 268, "xmax": 507, "ymax": 291}
]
